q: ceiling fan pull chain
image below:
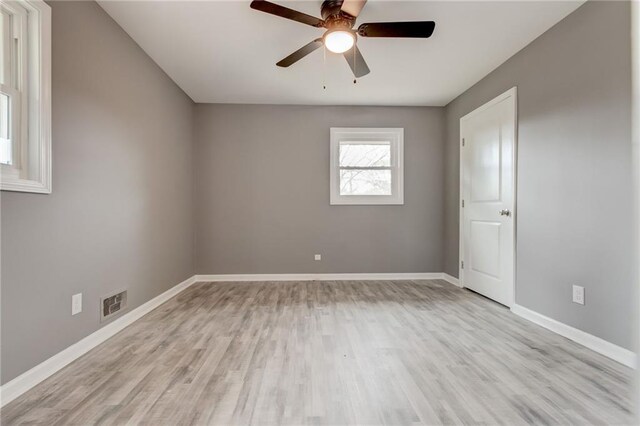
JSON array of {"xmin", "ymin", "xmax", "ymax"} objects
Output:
[
  {"xmin": 323, "ymin": 45, "xmax": 327, "ymax": 90},
  {"xmin": 353, "ymin": 46, "xmax": 357, "ymax": 84}
]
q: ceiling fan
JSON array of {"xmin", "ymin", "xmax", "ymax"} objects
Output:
[{"xmin": 250, "ymin": 0, "xmax": 436, "ymax": 78}]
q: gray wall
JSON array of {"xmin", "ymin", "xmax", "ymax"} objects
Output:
[
  {"xmin": 0, "ymin": 1, "xmax": 195, "ymax": 384},
  {"xmin": 194, "ymin": 105, "xmax": 444, "ymax": 274},
  {"xmin": 444, "ymin": 1, "xmax": 633, "ymax": 349}
]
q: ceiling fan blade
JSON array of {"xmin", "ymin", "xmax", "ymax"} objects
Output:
[
  {"xmin": 343, "ymin": 45, "xmax": 370, "ymax": 78},
  {"xmin": 250, "ymin": 0, "xmax": 325, "ymax": 27},
  {"xmin": 358, "ymin": 21, "xmax": 436, "ymax": 38},
  {"xmin": 340, "ymin": 0, "xmax": 368, "ymax": 18},
  {"xmin": 277, "ymin": 39, "xmax": 324, "ymax": 67}
]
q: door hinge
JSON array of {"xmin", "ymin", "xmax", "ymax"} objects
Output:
[
  {"xmin": 462, "ymin": 138, "xmax": 465, "ymax": 147},
  {"xmin": 461, "ymin": 199, "xmax": 465, "ymax": 208},
  {"xmin": 461, "ymin": 260, "xmax": 464, "ymax": 269}
]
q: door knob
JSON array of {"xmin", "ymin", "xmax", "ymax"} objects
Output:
[{"xmin": 499, "ymin": 209, "xmax": 511, "ymax": 217}]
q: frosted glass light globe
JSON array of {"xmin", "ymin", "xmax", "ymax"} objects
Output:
[{"xmin": 324, "ymin": 30, "xmax": 355, "ymax": 54}]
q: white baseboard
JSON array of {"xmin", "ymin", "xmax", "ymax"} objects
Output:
[
  {"xmin": 441, "ymin": 273, "xmax": 461, "ymax": 287},
  {"xmin": 0, "ymin": 275, "xmax": 197, "ymax": 407},
  {"xmin": 195, "ymin": 272, "xmax": 450, "ymax": 282},
  {"xmin": 511, "ymin": 304, "xmax": 637, "ymax": 369}
]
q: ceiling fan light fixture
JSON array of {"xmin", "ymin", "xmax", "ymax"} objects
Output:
[
  {"xmin": 250, "ymin": 0, "xmax": 436, "ymax": 78},
  {"xmin": 324, "ymin": 29, "xmax": 355, "ymax": 54}
]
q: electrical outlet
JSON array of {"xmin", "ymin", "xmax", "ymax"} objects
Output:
[
  {"xmin": 314, "ymin": 254, "xmax": 321, "ymax": 261},
  {"xmin": 72, "ymin": 293, "xmax": 82, "ymax": 315},
  {"xmin": 572, "ymin": 285, "xmax": 585, "ymax": 305}
]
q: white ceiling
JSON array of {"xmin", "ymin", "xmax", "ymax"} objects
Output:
[{"xmin": 97, "ymin": 0, "xmax": 584, "ymax": 106}]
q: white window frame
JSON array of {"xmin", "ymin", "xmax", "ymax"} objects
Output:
[
  {"xmin": 0, "ymin": 0, "xmax": 51, "ymax": 194},
  {"xmin": 330, "ymin": 127, "xmax": 404, "ymax": 205}
]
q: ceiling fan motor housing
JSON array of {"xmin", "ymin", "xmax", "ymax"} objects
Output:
[{"xmin": 321, "ymin": 0, "xmax": 356, "ymax": 29}]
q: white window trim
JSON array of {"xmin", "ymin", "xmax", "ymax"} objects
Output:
[
  {"xmin": 330, "ymin": 127, "xmax": 404, "ymax": 205},
  {"xmin": 1, "ymin": 0, "xmax": 51, "ymax": 194}
]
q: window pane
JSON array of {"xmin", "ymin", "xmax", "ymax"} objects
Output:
[
  {"xmin": 339, "ymin": 143, "xmax": 391, "ymax": 167},
  {"xmin": 340, "ymin": 169, "xmax": 391, "ymax": 196},
  {"xmin": 0, "ymin": 92, "xmax": 11, "ymax": 165}
]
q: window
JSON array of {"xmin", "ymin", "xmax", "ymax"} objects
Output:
[
  {"xmin": 0, "ymin": 0, "xmax": 51, "ymax": 193},
  {"xmin": 330, "ymin": 128, "xmax": 404, "ymax": 205}
]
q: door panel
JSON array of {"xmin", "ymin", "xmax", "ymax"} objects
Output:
[
  {"xmin": 470, "ymin": 125, "xmax": 501, "ymax": 202},
  {"xmin": 470, "ymin": 221, "xmax": 501, "ymax": 279},
  {"xmin": 460, "ymin": 88, "xmax": 516, "ymax": 307}
]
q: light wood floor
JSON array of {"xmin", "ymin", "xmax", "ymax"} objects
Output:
[{"xmin": 1, "ymin": 280, "xmax": 634, "ymax": 425}]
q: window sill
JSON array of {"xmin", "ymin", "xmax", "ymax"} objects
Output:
[
  {"xmin": 330, "ymin": 195, "xmax": 404, "ymax": 205},
  {"xmin": 1, "ymin": 169, "xmax": 51, "ymax": 194}
]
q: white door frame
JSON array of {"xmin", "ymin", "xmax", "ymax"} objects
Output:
[{"xmin": 458, "ymin": 87, "xmax": 518, "ymax": 307}]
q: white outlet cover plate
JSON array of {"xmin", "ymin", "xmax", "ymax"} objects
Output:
[
  {"xmin": 72, "ymin": 293, "xmax": 82, "ymax": 315},
  {"xmin": 572, "ymin": 285, "xmax": 585, "ymax": 305},
  {"xmin": 314, "ymin": 254, "xmax": 321, "ymax": 261}
]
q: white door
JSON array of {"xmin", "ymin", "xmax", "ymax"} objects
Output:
[{"xmin": 460, "ymin": 88, "xmax": 517, "ymax": 307}]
